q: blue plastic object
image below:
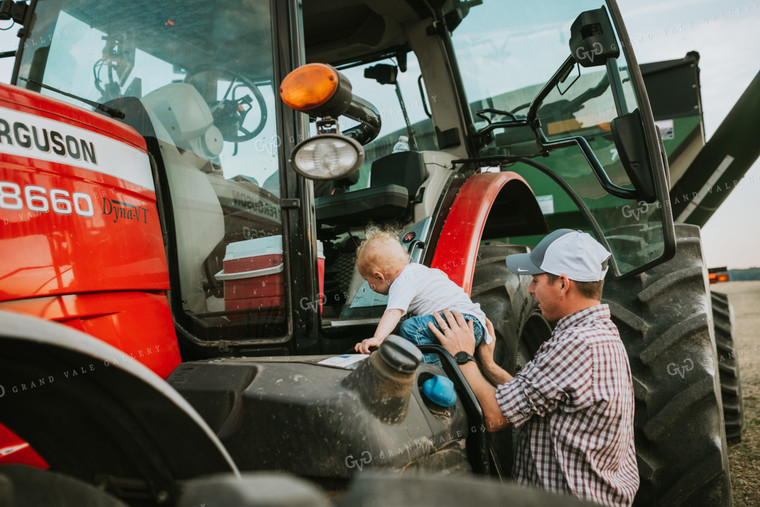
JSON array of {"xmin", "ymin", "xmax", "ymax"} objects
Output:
[{"xmin": 422, "ymin": 375, "xmax": 457, "ymax": 407}]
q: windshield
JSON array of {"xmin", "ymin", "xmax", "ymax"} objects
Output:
[
  {"xmin": 451, "ymin": 0, "xmax": 669, "ymax": 275},
  {"xmin": 17, "ymin": 0, "xmax": 288, "ymax": 339}
]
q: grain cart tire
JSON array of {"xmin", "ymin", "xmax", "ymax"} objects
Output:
[
  {"xmin": 711, "ymin": 290, "xmax": 744, "ymax": 443},
  {"xmin": 470, "ymin": 243, "xmax": 553, "ymax": 478},
  {"xmin": 602, "ymin": 224, "xmax": 732, "ymax": 507}
]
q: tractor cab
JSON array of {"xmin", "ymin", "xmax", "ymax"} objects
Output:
[
  {"xmin": 12, "ymin": 0, "xmax": 297, "ymax": 351},
  {"xmin": 11, "ymin": 0, "xmax": 673, "ymax": 356}
]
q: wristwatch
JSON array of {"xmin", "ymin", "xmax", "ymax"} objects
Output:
[{"xmin": 454, "ymin": 351, "xmax": 476, "ymax": 365}]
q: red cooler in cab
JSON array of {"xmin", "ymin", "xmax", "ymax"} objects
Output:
[{"xmin": 217, "ymin": 236, "xmax": 324, "ymax": 316}]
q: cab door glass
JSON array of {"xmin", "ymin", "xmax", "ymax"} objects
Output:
[{"xmin": 450, "ymin": 1, "xmax": 670, "ymax": 275}]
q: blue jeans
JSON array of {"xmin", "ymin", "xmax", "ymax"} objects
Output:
[{"xmin": 399, "ymin": 314, "xmax": 485, "ymax": 366}]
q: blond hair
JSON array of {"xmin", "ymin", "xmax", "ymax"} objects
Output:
[{"xmin": 356, "ymin": 226, "xmax": 410, "ymax": 276}]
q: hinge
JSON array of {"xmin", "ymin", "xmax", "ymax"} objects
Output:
[
  {"xmin": 426, "ymin": 19, "xmax": 447, "ymax": 36},
  {"xmin": 280, "ymin": 198, "xmax": 301, "ymax": 209}
]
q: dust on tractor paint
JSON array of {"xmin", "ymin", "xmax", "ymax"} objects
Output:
[{"xmin": 0, "ymin": 0, "xmax": 751, "ymax": 505}]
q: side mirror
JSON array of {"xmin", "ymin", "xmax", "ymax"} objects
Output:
[
  {"xmin": 611, "ymin": 109, "xmax": 657, "ymax": 203},
  {"xmin": 364, "ymin": 64, "xmax": 398, "ymax": 86},
  {"xmin": 569, "ymin": 6, "xmax": 620, "ymax": 68}
]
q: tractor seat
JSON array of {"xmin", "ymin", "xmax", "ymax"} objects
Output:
[{"xmin": 315, "ymin": 151, "xmax": 427, "ymax": 226}]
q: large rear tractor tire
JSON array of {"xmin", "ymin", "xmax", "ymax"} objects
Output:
[
  {"xmin": 603, "ymin": 224, "xmax": 732, "ymax": 506},
  {"xmin": 471, "ymin": 243, "xmax": 553, "ymax": 376},
  {"xmin": 711, "ymin": 290, "xmax": 744, "ymax": 443},
  {"xmin": 470, "ymin": 243, "xmax": 553, "ymax": 478}
]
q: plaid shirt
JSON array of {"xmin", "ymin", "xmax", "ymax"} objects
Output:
[{"xmin": 495, "ymin": 304, "xmax": 639, "ymax": 506}]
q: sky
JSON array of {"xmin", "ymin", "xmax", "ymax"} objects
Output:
[
  {"xmin": 616, "ymin": 0, "xmax": 760, "ymax": 269},
  {"xmin": 0, "ymin": 1, "xmax": 757, "ymax": 269}
]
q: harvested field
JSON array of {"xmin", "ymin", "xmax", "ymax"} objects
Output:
[{"xmin": 716, "ymin": 281, "xmax": 760, "ymax": 506}]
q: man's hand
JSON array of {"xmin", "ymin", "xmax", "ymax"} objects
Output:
[
  {"xmin": 477, "ymin": 318, "xmax": 497, "ymax": 367},
  {"xmin": 355, "ymin": 337, "xmax": 383, "ymax": 355},
  {"xmin": 428, "ymin": 310, "xmax": 476, "ymax": 356},
  {"xmin": 428, "ymin": 311, "xmax": 509, "ymax": 432}
]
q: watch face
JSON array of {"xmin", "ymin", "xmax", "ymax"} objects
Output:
[{"xmin": 455, "ymin": 351, "xmax": 474, "ymax": 365}]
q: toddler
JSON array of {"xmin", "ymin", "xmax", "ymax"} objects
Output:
[{"xmin": 354, "ymin": 229, "xmax": 491, "ymax": 364}]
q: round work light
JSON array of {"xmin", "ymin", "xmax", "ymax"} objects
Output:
[{"xmin": 290, "ymin": 134, "xmax": 364, "ymax": 180}]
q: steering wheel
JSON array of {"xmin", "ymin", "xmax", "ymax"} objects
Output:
[{"xmin": 185, "ymin": 66, "xmax": 268, "ymax": 143}]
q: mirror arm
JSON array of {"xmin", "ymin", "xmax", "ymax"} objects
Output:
[
  {"xmin": 481, "ymin": 44, "xmax": 644, "ymax": 203},
  {"xmin": 341, "ymin": 95, "xmax": 382, "ymax": 145},
  {"xmin": 477, "ymin": 118, "xmax": 530, "ymax": 136},
  {"xmin": 521, "ymin": 51, "xmax": 638, "ymax": 200},
  {"xmin": 526, "ymin": 55, "xmax": 576, "ymax": 127},
  {"xmin": 512, "ymin": 156, "xmax": 617, "ymax": 273},
  {"xmin": 537, "ymin": 130, "xmax": 638, "ymax": 200}
]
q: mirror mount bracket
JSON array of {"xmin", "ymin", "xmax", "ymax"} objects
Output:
[
  {"xmin": 569, "ymin": 6, "xmax": 620, "ymax": 68},
  {"xmin": 0, "ymin": 0, "xmax": 28, "ymax": 25},
  {"xmin": 526, "ymin": 55, "xmax": 576, "ymax": 129}
]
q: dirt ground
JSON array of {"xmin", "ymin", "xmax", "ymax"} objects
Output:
[{"xmin": 714, "ymin": 281, "xmax": 760, "ymax": 506}]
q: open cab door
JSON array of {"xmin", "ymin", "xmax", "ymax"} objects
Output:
[{"xmin": 449, "ymin": 0, "xmax": 675, "ymax": 277}]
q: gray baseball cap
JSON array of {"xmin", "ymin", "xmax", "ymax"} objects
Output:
[{"xmin": 506, "ymin": 229, "xmax": 611, "ymax": 282}]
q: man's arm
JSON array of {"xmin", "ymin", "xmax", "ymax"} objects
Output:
[
  {"xmin": 355, "ymin": 308, "xmax": 404, "ymax": 354},
  {"xmin": 428, "ymin": 310, "xmax": 508, "ymax": 432}
]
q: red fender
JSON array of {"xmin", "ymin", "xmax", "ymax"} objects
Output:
[
  {"xmin": 0, "ymin": 424, "xmax": 47, "ymax": 468},
  {"xmin": 0, "ymin": 292, "xmax": 181, "ymax": 378},
  {"xmin": 430, "ymin": 171, "xmax": 546, "ymax": 294}
]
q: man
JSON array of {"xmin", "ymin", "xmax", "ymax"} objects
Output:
[{"xmin": 428, "ymin": 229, "xmax": 639, "ymax": 507}]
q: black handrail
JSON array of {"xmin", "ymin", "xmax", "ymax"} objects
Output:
[{"xmin": 417, "ymin": 344, "xmax": 492, "ymax": 476}]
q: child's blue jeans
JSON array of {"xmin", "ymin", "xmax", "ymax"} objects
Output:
[{"xmin": 399, "ymin": 313, "xmax": 485, "ymax": 366}]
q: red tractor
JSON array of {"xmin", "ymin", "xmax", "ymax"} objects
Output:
[{"xmin": 0, "ymin": 0, "xmax": 733, "ymax": 505}]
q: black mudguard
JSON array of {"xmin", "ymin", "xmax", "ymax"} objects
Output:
[{"xmin": 0, "ymin": 310, "xmax": 238, "ymax": 504}]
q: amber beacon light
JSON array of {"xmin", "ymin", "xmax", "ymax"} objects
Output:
[
  {"xmin": 280, "ymin": 63, "xmax": 352, "ymax": 116},
  {"xmin": 281, "ymin": 64, "xmax": 363, "ymax": 181}
]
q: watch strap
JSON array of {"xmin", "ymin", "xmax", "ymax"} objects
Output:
[{"xmin": 454, "ymin": 351, "xmax": 476, "ymax": 365}]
